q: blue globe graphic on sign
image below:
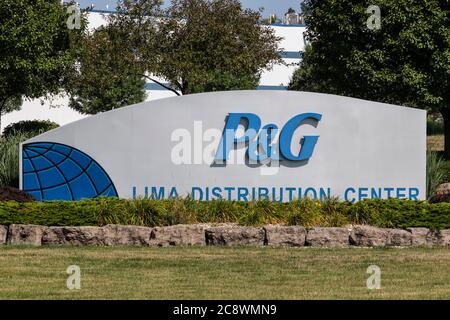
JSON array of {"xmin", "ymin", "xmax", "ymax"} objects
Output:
[{"xmin": 22, "ymin": 142, "xmax": 118, "ymax": 201}]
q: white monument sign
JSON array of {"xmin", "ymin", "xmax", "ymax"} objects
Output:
[{"xmin": 20, "ymin": 91, "xmax": 426, "ymax": 202}]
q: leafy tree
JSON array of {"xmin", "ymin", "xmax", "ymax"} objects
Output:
[
  {"xmin": 110, "ymin": 0, "xmax": 282, "ymax": 95},
  {"xmin": 66, "ymin": 25, "xmax": 147, "ymax": 114},
  {"xmin": 187, "ymin": 71, "xmax": 259, "ymax": 93},
  {"xmin": 0, "ymin": 96, "xmax": 22, "ymax": 132},
  {"xmin": 289, "ymin": 0, "xmax": 450, "ymax": 155},
  {"xmin": 0, "ymin": 0, "xmax": 79, "ymax": 125},
  {"xmin": 286, "ymin": 7, "xmax": 296, "ymax": 14},
  {"xmin": 157, "ymin": 0, "xmax": 281, "ymax": 95},
  {"xmin": 65, "ymin": 0, "xmax": 174, "ymax": 111},
  {"xmin": 2, "ymin": 120, "xmax": 59, "ymax": 138}
]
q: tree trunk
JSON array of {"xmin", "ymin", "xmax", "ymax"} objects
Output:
[
  {"xmin": 181, "ymin": 78, "xmax": 188, "ymax": 95},
  {"xmin": 442, "ymin": 109, "xmax": 450, "ymax": 159},
  {"xmin": 143, "ymin": 75, "xmax": 180, "ymax": 96}
]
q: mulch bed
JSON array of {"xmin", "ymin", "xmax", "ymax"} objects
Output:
[{"xmin": 0, "ymin": 187, "xmax": 35, "ymax": 202}]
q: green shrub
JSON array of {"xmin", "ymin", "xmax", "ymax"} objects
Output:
[
  {"xmin": 0, "ymin": 131, "xmax": 37, "ymax": 188},
  {"xmin": 441, "ymin": 159, "xmax": 450, "ymax": 182},
  {"xmin": 286, "ymin": 199, "xmax": 323, "ymax": 226},
  {"xmin": 2, "ymin": 120, "xmax": 59, "ymax": 138},
  {"xmin": 0, "ymin": 200, "xmax": 98, "ymax": 226},
  {"xmin": 427, "ymin": 151, "xmax": 446, "ymax": 198},
  {"xmin": 319, "ymin": 197, "xmax": 351, "ymax": 227},
  {"xmin": 1, "ymin": 197, "xmax": 450, "ymax": 229}
]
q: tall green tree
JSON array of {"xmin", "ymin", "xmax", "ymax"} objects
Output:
[
  {"xmin": 109, "ymin": 0, "xmax": 282, "ymax": 95},
  {"xmin": 0, "ymin": 0, "xmax": 79, "ymax": 127},
  {"xmin": 0, "ymin": 96, "xmax": 22, "ymax": 132},
  {"xmin": 66, "ymin": 25, "xmax": 147, "ymax": 114},
  {"xmin": 157, "ymin": 0, "xmax": 281, "ymax": 94},
  {"xmin": 289, "ymin": 0, "xmax": 450, "ymax": 155}
]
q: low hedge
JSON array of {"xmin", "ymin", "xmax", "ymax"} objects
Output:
[
  {"xmin": 0, "ymin": 198, "xmax": 450, "ymax": 229},
  {"xmin": 2, "ymin": 120, "xmax": 59, "ymax": 138}
]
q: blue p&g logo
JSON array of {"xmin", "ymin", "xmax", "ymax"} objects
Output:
[{"xmin": 214, "ymin": 113, "xmax": 322, "ymax": 162}]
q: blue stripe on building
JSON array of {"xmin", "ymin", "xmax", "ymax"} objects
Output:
[
  {"xmin": 269, "ymin": 23, "xmax": 306, "ymax": 28},
  {"xmin": 279, "ymin": 51, "xmax": 304, "ymax": 59},
  {"xmin": 144, "ymin": 83, "xmax": 175, "ymax": 91},
  {"xmin": 257, "ymin": 85, "xmax": 288, "ymax": 90},
  {"xmin": 89, "ymin": 9, "xmax": 117, "ymax": 14}
]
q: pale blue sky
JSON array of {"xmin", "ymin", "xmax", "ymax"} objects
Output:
[{"xmin": 71, "ymin": 0, "xmax": 302, "ymax": 17}]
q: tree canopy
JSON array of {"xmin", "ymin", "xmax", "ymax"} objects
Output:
[
  {"xmin": 289, "ymin": 0, "xmax": 449, "ymax": 154},
  {"xmin": 107, "ymin": 0, "xmax": 282, "ymax": 95},
  {"xmin": 66, "ymin": 25, "xmax": 147, "ymax": 114},
  {"xmin": 0, "ymin": 0, "xmax": 79, "ymax": 127},
  {"xmin": 0, "ymin": 96, "xmax": 22, "ymax": 131},
  {"xmin": 66, "ymin": 0, "xmax": 282, "ymax": 113}
]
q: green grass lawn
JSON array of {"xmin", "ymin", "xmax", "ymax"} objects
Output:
[{"xmin": 0, "ymin": 246, "xmax": 449, "ymax": 299}]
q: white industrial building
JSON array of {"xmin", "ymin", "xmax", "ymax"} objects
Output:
[{"xmin": 1, "ymin": 11, "xmax": 306, "ymax": 132}]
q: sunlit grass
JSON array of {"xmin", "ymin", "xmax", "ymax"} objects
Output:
[{"xmin": 0, "ymin": 246, "xmax": 449, "ymax": 299}]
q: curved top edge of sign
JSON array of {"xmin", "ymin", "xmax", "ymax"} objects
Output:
[
  {"xmin": 74, "ymin": 90, "xmax": 426, "ymax": 118},
  {"xmin": 25, "ymin": 90, "xmax": 425, "ymax": 143}
]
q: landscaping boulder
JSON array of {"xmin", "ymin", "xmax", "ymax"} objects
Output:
[
  {"xmin": 387, "ymin": 229, "xmax": 412, "ymax": 246},
  {"xmin": 205, "ymin": 225, "xmax": 265, "ymax": 246},
  {"xmin": 349, "ymin": 225, "xmax": 389, "ymax": 247},
  {"xmin": 149, "ymin": 224, "xmax": 209, "ymax": 247},
  {"xmin": 408, "ymin": 228, "xmax": 450, "ymax": 246},
  {"xmin": 0, "ymin": 225, "xmax": 8, "ymax": 244},
  {"xmin": 428, "ymin": 193, "xmax": 450, "ymax": 203},
  {"xmin": 425, "ymin": 230, "xmax": 441, "ymax": 245},
  {"xmin": 103, "ymin": 225, "xmax": 152, "ymax": 246},
  {"xmin": 305, "ymin": 227, "xmax": 349, "ymax": 247},
  {"xmin": 42, "ymin": 226, "xmax": 105, "ymax": 245},
  {"xmin": 439, "ymin": 229, "xmax": 450, "ymax": 246},
  {"xmin": 7, "ymin": 224, "xmax": 47, "ymax": 245},
  {"xmin": 264, "ymin": 225, "xmax": 306, "ymax": 246},
  {"xmin": 407, "ymin": 228, "xmax": 430, "ymax": 246},
  {"xmin": 434, "ymin": 183, "xmax": 450, "ymax": 195},
  {"xmin": 423, "ymin": 229, "xmax": 450, "ymax": 246}
]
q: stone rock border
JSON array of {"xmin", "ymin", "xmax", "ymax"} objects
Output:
[{"xmin": 0, "ymin": 224, "xmax": 449, "ymax": 247}]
